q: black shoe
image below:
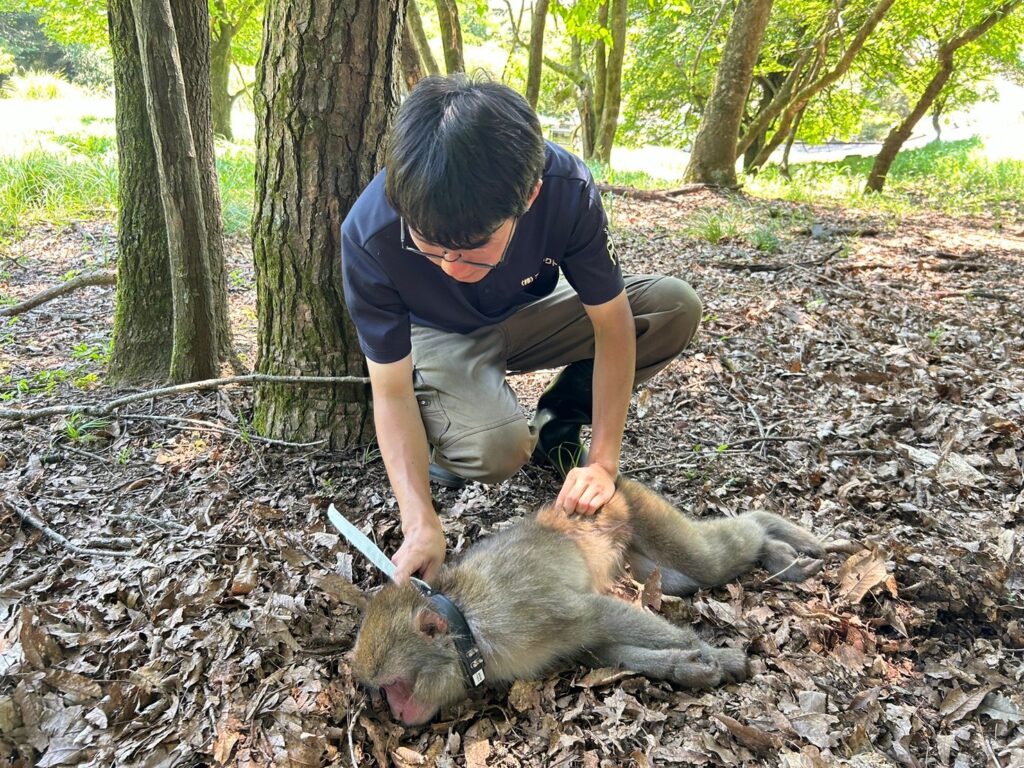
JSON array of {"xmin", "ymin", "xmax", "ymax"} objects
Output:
[
  {"xmin": 531, "ymin": 360, "xmax": 595, "ymax": 480},
  {"xmin": 428, "ymin": 463, "xmax": 467, "ymax": 490},
  {"xmin": 531, "ymin": 408, "xmax": 589, "ymax": 478}
]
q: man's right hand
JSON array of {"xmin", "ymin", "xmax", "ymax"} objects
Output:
[{"xmin": 392, "ymin": 515, "xmax": 447, "ymax": 585}]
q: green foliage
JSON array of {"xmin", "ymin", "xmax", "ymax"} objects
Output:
[{"xmin": 0, "ymin": 43, "xmax": 14, "ymax": 77}]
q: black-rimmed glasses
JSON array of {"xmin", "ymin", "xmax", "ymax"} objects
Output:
[{"xmin": 401, "ymin": 217, "xmax": 518, "ymax": 271}]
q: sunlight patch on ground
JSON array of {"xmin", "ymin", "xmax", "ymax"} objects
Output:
[{"xmin": 0, "ymin": 94, "xmax": 115, "ymax": 155}]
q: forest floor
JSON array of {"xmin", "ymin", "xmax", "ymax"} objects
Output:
[{"xmin": 1, "ymin": 190, "xmax": 1022, "ymax": 768}]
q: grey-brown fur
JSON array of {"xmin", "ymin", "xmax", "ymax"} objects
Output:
[{"xmin": 351, "ymin": 477, "xmax": 824, "ymax": 725}]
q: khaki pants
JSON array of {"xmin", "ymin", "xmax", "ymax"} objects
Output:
[{"xmin": 410, "ymin": 275, "xmax": 702, "ymax": 483}]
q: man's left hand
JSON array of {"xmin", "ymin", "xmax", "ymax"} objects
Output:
[{"xmin": 557, "ymin": 463, "xmax": 616, "ymax": 515}]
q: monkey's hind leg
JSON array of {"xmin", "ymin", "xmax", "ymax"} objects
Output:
[
  {"xmin": 750, "ymin": 511, "xmax": 825, "ymax": 582},
  {"xmin": 582, "ymin": 596, "xmax": 748, "ymax": 689}
]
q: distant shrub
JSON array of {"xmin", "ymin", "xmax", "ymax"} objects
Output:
[
  {"xmin": 1, "ymin": 70, "xmax": 78, "ymax": 99},
  {"xmin": 0, "ymin": 46, "xmax": 15, "ymax": 81}
]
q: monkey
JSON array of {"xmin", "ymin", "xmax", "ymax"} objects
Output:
[{"xmin": 351, "ymin": 476, "xmax": 824, "ymax": 726}]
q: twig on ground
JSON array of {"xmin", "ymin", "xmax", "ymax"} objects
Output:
[
  {"xmin": 0, "ymin": 373, "xmax": 369, "ymax": 423},
  {"xmin": 0, "ymin": 270, "xmax": 116, "ymax": 317},
  {"xmin": 597, "ymin": 182, "xmax": 731, "ymax": 200},
  {"xmin": 119, "ymin": 413, "xmax": 328, "ymax": 449},
  {"xmin": 3, "ymin": 494, "xmax": 134, "ymax": 558}
]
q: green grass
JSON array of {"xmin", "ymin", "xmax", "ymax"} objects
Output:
[
  {"xmin": 1, "ymin": 71, "xmax": 81, "ymax": 100},
  {"xmin": 0, "ymin": 149, "xmax": 117, "ymax": 234},
  {"xmin": 747, "ymin": 138, "xmax": 1024, "ymax": 219},
  {"xmin": 0, "ymin": 134, "xmax": 255, "ymax": 237}
]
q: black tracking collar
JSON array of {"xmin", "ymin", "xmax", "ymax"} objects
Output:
[{"xmin": 414, "ymin": 581, "xmax": 486, "ymax": 687}]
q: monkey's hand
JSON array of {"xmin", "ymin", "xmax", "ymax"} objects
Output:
[
  {"xmin": 557, "ymin": 463, "xmax": 616, "ymax": 515},
  {"xmin": 393, "ymin": 516, "xmax": 447, "ymax": 585}
]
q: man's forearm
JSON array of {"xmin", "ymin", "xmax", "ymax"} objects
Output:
[
  {"xmin": 372, "ymin": 391, "xmax": 439, "ymax": 532},
  {"xmin": 588, "ymin": 299, "xmax": 637, "ymax": 477}
]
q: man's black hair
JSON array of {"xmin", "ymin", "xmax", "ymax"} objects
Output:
[{"xmin": 385, "ymin": 73, "xmax": 546, "ymax": 251}]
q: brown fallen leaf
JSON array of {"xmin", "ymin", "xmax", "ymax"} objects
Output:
[
  {"xmin": 837, "ymin": 549, "xmax": 889, "ymax": 604},
  {"xmin": 464, "ymin": 737, "xmax": 491, "ymax": 768},
  {"xmin": 212, "ymin": 713, "xmax": 245, "ymax": 765},
  {"xmin": 508, "ymin": 680, "xmax": 541, "ymax": 712},
  {"xmin": 714, "ymin": 714, "xmax": 784, "ymax": 753},
  {"xmin": 393, "ymin": 746, "xmax": 428, "ymax": 766},
  {"xmin": 939, "ymin": 684, "xmax": 996, "ymax": 723},
  {"xmin": 641, "ymin": 566, "xmax": 662, "ymax": 612},
  {"xmin": 230, "ymin": 553, "xmax": 258, "ymax": 596},
  {"xmin": 44, "ymin": 669, "xmax": 102, "ymax": 699}
]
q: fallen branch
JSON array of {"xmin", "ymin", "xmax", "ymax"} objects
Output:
[
  {"xmin": 706, "ymin": 246, "xmax": 842, "ymax": 273},
  {"xmin": 0, "ymin": 271, "xmax": 117, "ymax": 318},
  {"xmin": 120, "ymin": 412, "xmax": 328, "ymax": 449},
  {"xmin": 596, "ymin": 182, "xmax": 732, "ymax": 201},
  {"xmin": 3, "ymin": 493, "xmax": 133, "ymax": 558},
  {"xmin": 0, "ymin": 373, "xmax": 369, "ymax": 423},
  {"xmin": 929, "ymin": 289, "xmax": 1011, "ymax": 302}
]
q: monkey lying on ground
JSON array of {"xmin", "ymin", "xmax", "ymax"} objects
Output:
[{"xmin": 352, "ymin": 477, "xmax": 824, "ymax": 726}]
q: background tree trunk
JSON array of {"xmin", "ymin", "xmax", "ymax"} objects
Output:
[
  {"xmin": 408, "ymin": 0, "xmax": 440, "ymax": 76},
  {"xmin": 401, "ymin": 14, "xmax": 424, "ymax": 92},
  {"xmin": 172, "ymin": 0, "xmax": 231, "ymax": 366},
  {"xmin": 210, "ymin": 19, "xmax": 234, "ymax": 140},
  {"xmin": 108, "ymin": 0, "xmax": 173, "ymax": 385},
  {"xmin": 525, "ymin": 0, "xmax": 549, "ymax": 109},
  {"xmin": 130, "ymin": 0, "xmax": 218, "ymax": 382},
  {"xmin": 684, "ymin": 0, "xmax": 774, "ymax": 186},
  {"xmin": 865, "ymin": 0, "xmax": 1022, "ymax": 192},
  {"xmin": 434, "ymin": 0, "xmax": 464, "ymax": 73},
  {"xmin": 593, "ymin": 0, "xmax": 626, "ymax": 165},
  {"xmin": 252, "ymin": 0, "xmax": 399, "ymax": 447},
  {"xmin": 737, "ymin": 0, "xmax": 895, "ymax": 157}
]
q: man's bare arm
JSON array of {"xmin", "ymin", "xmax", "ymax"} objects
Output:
[
  {"xmin": 556, "ymin": 289, "xmax": 636, "ymax": 514},
  {"xmin": 366, "ymin": 356, "xmax": 446, "ymax": 583}
]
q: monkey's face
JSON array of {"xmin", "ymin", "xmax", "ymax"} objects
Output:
[{"xmin": 352, "ymin": 584, "xmax": 468, "ymax": 725}]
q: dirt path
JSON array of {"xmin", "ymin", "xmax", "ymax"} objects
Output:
[{"xmin": 1, "ymin": 193, "xmax": 1022, "ymax": 767}]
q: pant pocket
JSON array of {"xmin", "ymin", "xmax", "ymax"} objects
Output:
[{"xmin": 413, "ymin": 369, "xmax": 451, "ymax": 447}]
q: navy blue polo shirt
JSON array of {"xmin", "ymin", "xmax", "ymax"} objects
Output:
[{"xmin": 341, "ymin": 142, "xmax": 623, "ymax": 364}]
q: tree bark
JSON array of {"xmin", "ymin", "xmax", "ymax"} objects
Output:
[
  {"xmin": 108, "ymin": 0, "xmax": 173, "ymax": 384},
  {"xmin": 737, "ymin": 0, "xmax": 894, "ymax": 157},
  {"xmin": 130, "ymin": 0, "xmax": 218, "ymax": 382},
  {"xmin": 252, "ymin": 0, "xmax": 397, "ymax": 447},
  {"xmin": 401, "ymin": 13, "xmax": 424, "ymax": 92},
  {"xmin": 684, "ymin": 0, "xmax": 774, "ymax": 186},
  {"xmin": 865, "ymin": 0, "xmax": 1022, "ymax": 192},
  {"xmin": 408, "ymin": 0, "xmax": 440, "ymax": 75},
  {"xmin": 210, "ymin": 18, "xmax": 234, "ymax": 140},
  {"xmin": 434, "ymin": 0, "xmax": 464, "ymax": 73},
  {"xmin": 594, "ymin": 0, "xmax": 626, "ymax": 165},
  {"xmin": 525, "ymin": 0, "xmax": 549, "ymax": 109},
  {"xmin": 593, "ymin": 1, "xmax": 607, "ymax": 131},
  {"xmin": 171, "ymin": 0, "xmax": 231, "ymax": 366}
]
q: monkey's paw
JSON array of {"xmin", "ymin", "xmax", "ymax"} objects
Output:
[{"xmin": 778, "ymin": 556, "xmax": 824, "ymax": 582}]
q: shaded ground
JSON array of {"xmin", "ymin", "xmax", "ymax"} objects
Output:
[{"xmin": 1, "ymin": 192, "xmax": 1022, "ymax": 767}]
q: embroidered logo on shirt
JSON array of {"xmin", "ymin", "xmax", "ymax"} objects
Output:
[{"xmin": 605, "ymin": 227, "xmax": 618, "ymax": 265}]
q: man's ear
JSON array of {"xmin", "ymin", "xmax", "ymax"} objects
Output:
[
  {"xmin": 525, "ymin": 179, "xmax": 543, "ymax": 210},
  {"xmin": 415, "ymin": 607, "xmax": 449, "ymax": 638}
]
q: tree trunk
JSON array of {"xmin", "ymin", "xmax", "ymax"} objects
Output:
[
  {"xmin": 594, "ymin": 0, "xmax": 626, "ymax": 165},
  {"xmin": 434, "ymin": 0, "xmax": 464, "ymax": 73},
  {"xmin": 684, "ymin": 0, "xmax": 774, "ymax": 186},
  {"xmin": 401, "ymin": 14, "xmax": 424, "ymax": 92},
  {"xmin": 525, "ymin": 0, "xmax": 549, "ymax": 109},
  {"xmin": 408, "ymin": 0, "xmax": 440, "ymax": 75},
  {"xmin": 172, "ymin": 0, "xmax": 231, "ymax": 366},
  {"xmin": 210, "ymin": 19, "xmax": 234, "ymax": 140},
  {"xmin": 252, "ymin": 0, "xmax": 396, "ymax": 447},
  {"xmin": 737, "ymin": 0, "xmax": 894, "ymax": 157},
  {"xmin": 593, "ymin": 2, "xmax": 607, "ymax": 132},
  {"xmin": 130, "ymin": 0, "xmax": 218, "ymax": 382},
  {"xmin": 108, "ymin": 0, "xmax": 173, "ymax": 385},
  {"xmin": 865, "ymin": 0, "xmax": 1022, "ymax": 192}
]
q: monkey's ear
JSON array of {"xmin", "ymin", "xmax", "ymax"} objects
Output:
[{"xmin": 415, "ymin": 607, "xmax": 449, "ymax": 638}]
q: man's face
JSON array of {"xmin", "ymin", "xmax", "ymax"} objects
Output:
[{"xmin": 407, "ymin": 217, "xmax": 517, "ymax": 284}]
